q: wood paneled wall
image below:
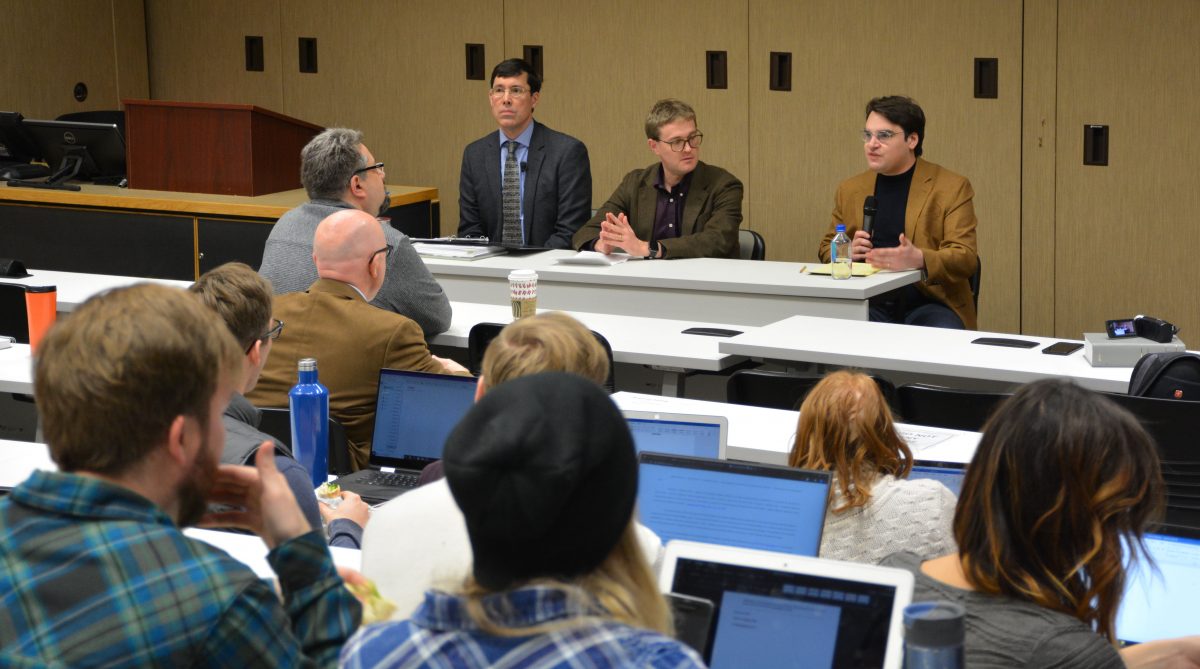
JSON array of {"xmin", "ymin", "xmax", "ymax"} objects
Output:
[
  {"xmin": 10, "ymin": 1, "xmax": 1200, "ymax": 340},
  {"xmin": 0, "ymin": 0, "xmax": 147, "ymax": 119},
  {"xmin": 1054, "ymin": 0, "xmax": 1200, "ymax": 342}
]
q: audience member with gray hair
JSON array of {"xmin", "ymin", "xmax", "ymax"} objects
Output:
[{"xmin": 259, "ymin": 127, "xmax": 452, "ymax": 336}]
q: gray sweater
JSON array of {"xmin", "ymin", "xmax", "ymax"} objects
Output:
[
  {"xmin": 259, "ymin": 199, "xmax": 452, "ymax": 336},
  {"xmin": 881, "ymin": 552, "xmax": 1125, "ymax": 669}
]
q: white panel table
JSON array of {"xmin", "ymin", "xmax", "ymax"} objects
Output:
[
  {"xmin": 0, "ymin": 344, "xmax": 32, "ymax": 394},
  {"xmin": 431, "ymin": 302, "xmax": 754, "ymax": 395},
  {"xmin": 611, "ymin": 392, "xmax": 980, "ymax": 466},
  {"xmin": 422, "ymin": 251, "xmax": 919, "ymax": 325},
  {"xmin": 718, "ymin": 315, "xmax": 1137, "ymax": 393},
  {"xmin": 4, "ymin": 269, "xmax": 192, "ymax": 312}
]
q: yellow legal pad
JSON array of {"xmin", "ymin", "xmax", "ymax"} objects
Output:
[{"xmin": 807, "ymin": 263, "xmax": 881, "ymax": 277}]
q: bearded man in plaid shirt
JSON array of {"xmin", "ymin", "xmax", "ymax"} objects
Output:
[{"xmin": 0, "ymin": 284, "xmax": 360, "ymax": 667}]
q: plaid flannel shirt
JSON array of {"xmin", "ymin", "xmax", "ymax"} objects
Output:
[
  {"xmin": 340, "ymin": 585, "xmax": 705, "ymax": 668},
  {"xmin": 0, "ymin": 470, "xmax": 360, "ymax": 667}
]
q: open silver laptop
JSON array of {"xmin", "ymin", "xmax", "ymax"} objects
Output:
[
  {"xmin": 623, "ymin": 410, "xmax": 728, "ymax": 460},
  {"xmin": 660, "ymin": 540, "xmax": 913, "ymax": 669}
]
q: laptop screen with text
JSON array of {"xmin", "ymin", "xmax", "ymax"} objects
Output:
[
  {"xmin": 370, "ymin": 369, "xmax": 477, "ymax": 468},
  {"xmin": 661, "ymin": 542, "xmax": 911, "ymax": 669},
  {"xmin": 625, "ymin": 412, "xmax": 727, "ymax": 460},
  {"xmin": 1117, "ymin": 525, "xmax": 1200, "ymax": 644},
  {"xmin": 637, "ymin": 453, "xmax": 830, "ymax": 556}
]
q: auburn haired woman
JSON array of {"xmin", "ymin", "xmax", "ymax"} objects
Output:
[
  {"xmin": 790, "ymin": 370, "xmax": 957, "ymax": 563},
  {"xmin": 883, "ymin": 379, "xmax": 1200, "ymax": 667}
]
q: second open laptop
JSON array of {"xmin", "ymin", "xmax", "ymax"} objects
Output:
[
  {"xmin": 637, "ymin": 452, "xmax": 831, "ymax": 557},
  {"xmin": 623, "ymin": 410, "xmax": 728, "ymax": 460},
  {"xmin": 330, "ymin": 368, "xmax": 477, "ymax": 504}
]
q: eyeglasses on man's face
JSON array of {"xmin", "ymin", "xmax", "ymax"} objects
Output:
[
  {"xmin": 862, "ymin": 129, "xmax": 903, "ymax": 143},
  {"xmin": 248, "ymin": 319, "xmax": 284, "ymax": 353},
  {"xmin": 489, "ymin": 86, "xmax": 530, "ymax": 99},
  {"xmin": 369, "ymin": 245, "xmax": 394, "ymax": 264},
  {"xmin": 659, "ymin": 132, "xmax": 704, "ymax": 152},
  {"xmin": 353, "ymin": 162, "xmax": 386, "ymax": 178}
]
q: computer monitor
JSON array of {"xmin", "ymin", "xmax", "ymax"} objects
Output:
[{"xmin": 19, "ymin": 118, "xmax": 127, "ymax": 188}]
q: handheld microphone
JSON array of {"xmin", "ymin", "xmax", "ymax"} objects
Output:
[
  {"xmin": 862, "ymin": 196, "xmax": 877, "ymax": 239},
  {"xmin": 520, "ymin": 161, "xmax": 528, "ymax": 173}
]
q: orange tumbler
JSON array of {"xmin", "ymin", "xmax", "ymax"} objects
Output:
[{"xmin": 25, "ymin": 285, "xmax": 57, "ymax": 353}]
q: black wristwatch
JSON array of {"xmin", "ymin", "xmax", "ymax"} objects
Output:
[{"xmin": 645, "ymin": 241, "xmax": 662, "ymax": 260}]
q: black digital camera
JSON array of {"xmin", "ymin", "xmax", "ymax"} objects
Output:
[{"xmin": 1134, "ymin": 316, "xmax": 1179, "ymax": 344}]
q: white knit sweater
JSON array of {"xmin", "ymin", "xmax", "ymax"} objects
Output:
[{"xmin": 818, "ymin": 475, "xmax": 957, "ymax": 564}]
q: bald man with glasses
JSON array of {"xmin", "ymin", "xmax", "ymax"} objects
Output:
[
  {"xmin": 249, "ymin": 209, "xmax": 468, "ymax": 471},
  {"xmin": 573, "ymin": 98, "xmax": 743, "ymax": 259}
]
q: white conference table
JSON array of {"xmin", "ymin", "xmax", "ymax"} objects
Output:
[
  {"xmin": 432, "ymin": 302, "xmax": 754, "ymax": 395},
  {"xmin": 421, "ymin": 250, "xmax": 919, "ymax": 325},
  {"xmin": 3, "ymin": 269, "xmax": 192, "ymax": 312},
  {"xmin": 0, "ymin": 439, "xmax": 361, "ymax": 573},
  {"xmin": 719, "ymin": 315, "xmax": 1137, "ymax": 393},
  {"xmin": 0, "ymin": 343, "xmax": 32, "ymax": 394},
  {"xmin": 611, "ymin": 392, "xmax": 980, "ymax": 466}
]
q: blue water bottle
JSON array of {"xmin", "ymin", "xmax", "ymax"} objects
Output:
[
  {"xmin": 289, "ymin": 358, "xmax": 329, "ymax": 488},
  {"xmin": 903, "ymin": 601, "xmax": 965, "ymax": 669}
]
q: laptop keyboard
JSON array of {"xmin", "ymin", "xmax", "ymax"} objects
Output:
[{"xmin": 360, "ymin": 470, "xmax": 420, "ymax": 489}]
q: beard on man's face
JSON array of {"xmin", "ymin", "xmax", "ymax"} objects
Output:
[{"xmin": 176, "ymin": 434, "xmax": 219, "ymax": 528}]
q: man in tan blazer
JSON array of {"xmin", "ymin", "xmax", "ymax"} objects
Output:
[
  {"xmin": 248, "ymin": 209, "xmax": 468, "ymax": 470},
  {"xmin": 573, "ymin": 99, "xmax": 742, "ymax": 259},
  {"xmin": 819, "ymin": 96, "xmax": 978, "ymax": 329}
]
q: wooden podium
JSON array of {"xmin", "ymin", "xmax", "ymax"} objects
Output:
[{"xmin": 122, "ymin": 99, "xmax": 323, "ymax": 196}]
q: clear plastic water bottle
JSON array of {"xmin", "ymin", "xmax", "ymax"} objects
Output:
[
  {"xmin": 903, "ymin": 601, "xmax": 965, "ymax": 669},
  {"xmin": 289, "ymin": 358, "xmax": 329, "ymax": 488},
  {"xmin": 831, "ymin": 223, "xmax": 852, "ymax": 280}
]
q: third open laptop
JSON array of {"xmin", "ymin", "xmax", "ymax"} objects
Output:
[
  {"xmin": 637, "ymin": 452, "xmax": 831, "ymax": 557},
  {"xmin": 331, "ymin": 368, "xmax": 476, "ymax": 504}
]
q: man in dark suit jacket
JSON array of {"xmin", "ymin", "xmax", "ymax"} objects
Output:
[
  {"xmin": 248, "ymin": 209, "xmax": 469, "ymax": 470},
  {"xmin": 457, "ymin": 58, "xmax": 591, "ymax": 249},
  {"xmin": 573, "ymin": 99, "xmax": 743, "ymax": 259}
]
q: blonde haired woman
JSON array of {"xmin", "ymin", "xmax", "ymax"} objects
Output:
[
  {"xmin": 343, "ymin": 373, "xmax": 702, "ymax": 668},
  {"xmin": 789, "ymin": 370, "xmax": 956, "ymax": 563}
]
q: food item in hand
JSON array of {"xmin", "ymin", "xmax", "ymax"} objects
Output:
[
  {"xmin": 347, "ymin": 579, "xmax": 399, "ymax": 624},
  {"xmin": 315, "ymin": 482, "xmax": 342, "ymax": 509}
]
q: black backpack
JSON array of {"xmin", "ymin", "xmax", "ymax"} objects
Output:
[{"xmin": 1128, "ymin": 352, "xmax": 1200, "ymax": 400}]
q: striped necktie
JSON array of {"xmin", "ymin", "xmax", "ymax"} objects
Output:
[{"xmin": 502, "ymin": 140, "xmax": 521, "ymax": 244}]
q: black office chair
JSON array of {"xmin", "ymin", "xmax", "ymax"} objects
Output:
[
  {"xmin": 896, "ymin": 383, "xmax": 1011, "ymax": 432},
  {"xmin": 0, "ymin": 282, "xmax": 31, "ymax": 344},
  {"xmin": 738, "ymin": 229, "xmax": 766, "ymax": 261},
  {"xmin": 969, "ymin": 257, "xmax": 982, "ymax": 311},
  {"xmin": 0, "ymin": 393, "xmax": 38, "ymax": 443},
  {"xmin": 257, "ymin": 408, "xmax": 353, "ymax": 476},
  {"xmin": 727, "ymin": 369, "xmax": 897, "ymax": 412},
  {"xmin": 1103, "ymin": 392, "xmax": 1200, "ymax": 530},
  {"xmin": 467, "ymin": 321, "xmax": 617, "ymax": 393}
]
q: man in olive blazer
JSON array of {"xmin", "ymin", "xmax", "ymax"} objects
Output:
[
  {"xmin": 248, "ymin": 209, "xmax": 468, "ymax": 470},
  {"xmin": 573, "ymin": 99, "xmax": 742, "ymax": 259},
  {"xmin": 819, "ymin": 96, "xmax": 978, "ymax": 329}
]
